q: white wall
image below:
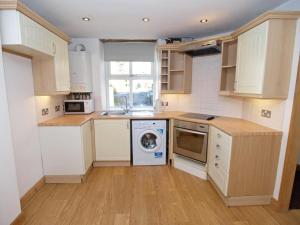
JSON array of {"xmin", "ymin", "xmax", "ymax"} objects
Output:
[
  {"xmin": 68, "ymin": 38, "xmax": 106, "ymax": 111},
  {"xmin": 3, "ymin": 52, "xmax": 44, "ymax": 197},
  {"xmin": 242, "ymin": 99, "xmax": 286, "ymax": 130},
  {"xmin": 0, "ymin": 44, "xmax": 21, "ymax": 225},
  {"xmin": 161, "ymin": 55, "xmax": 244, "ymax": 118}
]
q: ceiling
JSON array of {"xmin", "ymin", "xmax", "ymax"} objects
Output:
[{"xmin": 22, "ymin": 0, "xmax": 289, "ymax": 39}]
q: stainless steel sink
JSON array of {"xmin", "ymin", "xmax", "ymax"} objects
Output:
[
  {"xmin": 99, "ymin": 111, "xmax": 154, "ymax": 116},
  {"xmin": 99, "ymin": 111, "xmax": 127, "ymax": 116}
]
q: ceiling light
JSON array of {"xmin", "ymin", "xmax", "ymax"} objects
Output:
[
  {"xmin": 200, "ymin": 19, "xmax": 208, "ymax": 23},
  {"xmin": 82, "ymin": 17, "xmax": 90, "ymax": 21},
  {"xmin": 142, "ymin": 18, "xmax": 150, "ymax": 22}
]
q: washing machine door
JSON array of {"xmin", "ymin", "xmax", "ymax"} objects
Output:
[{"xmin": 138, "ymin": 129, "xmax": 162, "ymax": 152}]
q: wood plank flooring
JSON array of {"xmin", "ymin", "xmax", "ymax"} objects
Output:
[{"xmin": 15, "ymin": 166, "xmax": 300, "ymax": 225}]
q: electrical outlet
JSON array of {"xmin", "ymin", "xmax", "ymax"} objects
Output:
[
  {"xmin": 161, "ymin": 101, "xmax": 168, "ymax": 107},
  {"xmin": 42, "ymin": 108, "xmax": 49, "ymax": 116},
  {"xmin": 55, "ymin": 105, "xmax": 61, "ymax": 112},
  {"xmin": 261, "ymin": 109, "xmax": 271, "ymax": 118}
]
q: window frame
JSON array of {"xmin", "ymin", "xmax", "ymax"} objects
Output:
[{"xmin": 105, "ymin": 61, "xmax": 156, "ymax": 111}]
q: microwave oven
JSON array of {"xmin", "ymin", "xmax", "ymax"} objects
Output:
[{"xmin": 64, "ymin": 99, "xmax": 94, "ymax": 114}]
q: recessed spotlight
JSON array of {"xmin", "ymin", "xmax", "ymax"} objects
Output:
[
  {"xmin": 200, "ymin": 19, "xmax": 208, "ymax": 23},
  {"xmin": 82, "ymin": 17, "xmax": 90, "ymax": 21},
  {"xmin": 142, "ymin": 17, "xmax": 150, "ymax": 22}
]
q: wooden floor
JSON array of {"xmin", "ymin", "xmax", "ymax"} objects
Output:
[{"xmin": 15, "ymin": 166, "xmax": 300, "ymax": 225}]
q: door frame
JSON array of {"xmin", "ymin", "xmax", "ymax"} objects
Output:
[{"xmin": 278, "ymin": 56, "xmax": 300, "ymax": 211}]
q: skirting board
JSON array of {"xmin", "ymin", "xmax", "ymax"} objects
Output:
[
  {"xmin": 20, "ymin": 177, "xmax": 45, "ymax": 209},
  {"xmin": 10, "ymin": 212, "xmax": 24, "ymax": 225},
  {"xmin": 45, "ymin": 175, "xmax": 83, "ymax": 184},
  {"xmin": 208, "ymin": 175, "xmax": 272, "ymax": 206},
  {"xmin": 173, "ymin": 154, "xmax": 207, "ymax": 180},
  {"xmin": 93, "ymin": 161, "xmax": 131, "ymax": 167}
]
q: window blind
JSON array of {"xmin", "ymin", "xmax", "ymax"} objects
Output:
[{"xmin": 103, "ymin": 42, "xmax": 155, "ymax": 62}]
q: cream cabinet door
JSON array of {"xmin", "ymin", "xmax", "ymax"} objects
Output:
[
  {"xmin": 52, "ymin": 34, "xmax": 71, "ymax": 92},
  {"xmin": 94, "ymin": 119, "xmax": 131, "ymax": 161},
  {"xmin": 235, "ymin": 21, "xmax": 269, "ymax": 94},
  {"xmin": 81, "ymin": 121, "xmax": 93, "ymax": 172},
  {"xmin": 20, "ymin": 12, "xmax": 54, "ymax": 56}
]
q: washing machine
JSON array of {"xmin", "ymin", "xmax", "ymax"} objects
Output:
[{"xmin": 132, "ymin": 120, "xmax": 167, "ymax": 165}]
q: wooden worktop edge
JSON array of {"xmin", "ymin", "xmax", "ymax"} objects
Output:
[{"xmin": 38, "ymin": 113, "xmax": 282, "ymax": 137}]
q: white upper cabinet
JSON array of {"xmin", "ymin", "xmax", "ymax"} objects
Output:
[
  {"xmin": 52, "ymin": 34, "xmax": 71, "ymax": 92},
  {"xmin": 0, "ymin": 10, "xmax": 71, "ymax": 95},
  {"xmin": 0, "ymin": 11, "xmax": 53, "ymax": 56},
  {"xmin": 235, "ymin": 19, "xmax": 297, "ymax": 98},
  {"xmin": 235, "ymin": 21, "xmax": 268, "ymax": 94}
]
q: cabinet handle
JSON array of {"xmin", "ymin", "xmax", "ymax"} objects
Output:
[
  {"xmin": 52, "ymin": 42, "xmax": 56, "ymax": 54},
  {"xmin": 215, "ymin": 155, "xmax": 219, "ymax": 159},
  {"xmin": 214, "ymin": 163, "xmax": 219, "ymax": 168},
  {"xmin": 217, "ymin": 133, "xmax": 221, "ymax": 138},
  {"xmin": 216, "ymin": 144, "xmax": 221, "ymax": 148}
]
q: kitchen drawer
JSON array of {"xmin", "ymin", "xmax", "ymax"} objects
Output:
[
  {"xmin": 211, "ymin": 127, "xmax": 231, "ymax": 146},
  {"xmin": 213, "ymin": 143, "xmax": 231, "ymax": 172},
  {"xmin": 209, "ymin": 160, "xmax": 228, "ymax": 196}
]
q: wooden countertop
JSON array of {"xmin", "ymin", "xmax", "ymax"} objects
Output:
[
  {"xmin": 38, "ymin": 111, "xmax": 281, "ymax": 136},
  {"xmin": 38, "ymin": 113, "xmax": 97, "ymax": 126}
]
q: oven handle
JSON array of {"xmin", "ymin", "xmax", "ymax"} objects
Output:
[{"xmin": 175, "ymin": 127, "xmax": 207, "ymax": 136}]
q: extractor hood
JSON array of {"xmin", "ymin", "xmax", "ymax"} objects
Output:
[{"xmin": 178, "ymin": 40, "xmax": 222, "ymax": 57}]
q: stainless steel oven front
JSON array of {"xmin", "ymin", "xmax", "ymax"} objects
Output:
[{"xmin": 173, "ymin": 120, "xmax": 209, "ymax": 163}]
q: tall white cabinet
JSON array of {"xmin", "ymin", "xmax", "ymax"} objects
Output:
[
  {"xmin": 94, "ymin": 119, "xmax": 131, "ymax": 163},
  {"xmin": 235, "ymin": 22, "xmax": 268, "ymax": 94},
  {"xmin": 234, "ymin": 19, "xmax": 297, "ymax": 98}
]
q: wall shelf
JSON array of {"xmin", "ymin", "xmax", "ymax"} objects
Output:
[
  {"xmin": 219, "ymin": 39, "xmax": 238, "ymax": 95},
  {"xmin": 159, "ymin": 48, "xmax": 192, "ymax": 94}
]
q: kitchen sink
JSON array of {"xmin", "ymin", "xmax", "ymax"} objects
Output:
[
  {"xmin": 99, "ymin": 111, "xmax": 154, "ymax": 116},
  {"xmin": 99, "ymin": 111, "xmax": 127, "ymax": 116}
]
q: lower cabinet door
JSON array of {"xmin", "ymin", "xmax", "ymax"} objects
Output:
[
  {"xmin": 81, "ymin": 121, "xmax": 93, "ymax": 172},
  {"xmin": 94, "ymin": 119, "xmax": 131, "ymax": 161}
]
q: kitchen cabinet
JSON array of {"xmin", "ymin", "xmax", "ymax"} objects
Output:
[
  {"xmin": 234, "ymin": 19, "xmax": 296, "ymax": 98},
  {"xmin": 0, "ymin": 10, "xmax": 54, "ymax": 56},
  {"xmin": 94, "ymin": 119, "xmax": 131, "ymax": 162},
  {"xmin": 0, "ymin": 9, "xmax": 71, "ymax": 95},
  {"xmin": 159, "ymin": 47, "xmax": 192, "ymax": 94},
  {"xmin": 32, "ymin": 34, "xmax": 70, "ymax": 95},
  {"xmin": 219, "ymin": 38, "xmax": 237, "ymax": 96},
  {"xmin": 208, "ymin": 126, "xmax": 281, "ymax": 206},
  {"xmin": 39, "ymin": 121, "xmax": 93, "ymax": 183}
]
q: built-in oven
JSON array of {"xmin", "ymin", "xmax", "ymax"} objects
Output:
[{"xmin": 173, "ymin": 120, "xmax": 208, "ymax": 163}]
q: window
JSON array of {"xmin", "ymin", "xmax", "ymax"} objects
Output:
[{"xmin": 107, "ymin": 61, "xmax": 155, "ymax": 110}]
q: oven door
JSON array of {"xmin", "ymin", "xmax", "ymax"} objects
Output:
[{"xmin": 173, "ymin": 127, "xmax": 208, "ymax": 163}]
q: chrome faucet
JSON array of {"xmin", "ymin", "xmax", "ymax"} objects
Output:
[{"xmin": 121, "ymin": 96, "xmax": 130, "ymax": 113}]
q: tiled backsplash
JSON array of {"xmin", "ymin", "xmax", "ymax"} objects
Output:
[
  {"xmin": 35, "ymin": 96, "xmax": 65, "ymax": 122},
  {"xmin": 242, "ymin": 99, "xmax": 285, "ymax": 130},
  {"xmin": 161, "ymin": 55, "xmax": 244, "ymax": 118}
]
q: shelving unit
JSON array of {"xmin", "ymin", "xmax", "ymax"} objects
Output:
[
  {"xmin": 219, "ymin": 39, "xmax": 237, "ymax": 96},
  {"xmin": 159, "ymin": 49, "xmax": 192, "ymax": 94}
]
